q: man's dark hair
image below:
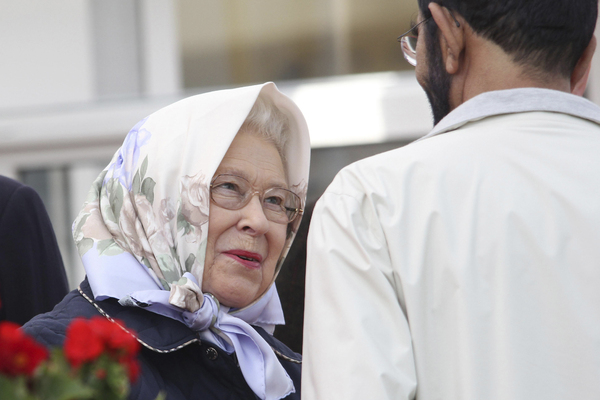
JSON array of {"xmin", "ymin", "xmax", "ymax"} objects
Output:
[{"xmin": 418, "ymin": 0, "xmax": 598, "ymax": 77}]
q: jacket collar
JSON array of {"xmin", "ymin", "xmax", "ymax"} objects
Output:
[
  {"xmin": 79, "ymin": 277, "xmax": 301, "ymax": 363},
  {"xmin": 421, "ymin": 88, "xmax": 600, "ymax": 141},
  {"xmin": 79, "ymin": 278, "xmax": 199, "ymax": 352}
]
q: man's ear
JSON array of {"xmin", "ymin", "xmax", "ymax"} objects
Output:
[
  {"xmin": 571, "ymin": 35, "xmax": 596, "ymax": 96},
  {"xmin": 429, "ymin": 3, "xmax": 464, "ymax": 75}
]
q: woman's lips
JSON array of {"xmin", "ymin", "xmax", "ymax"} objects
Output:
[{"xmin": 224, "ymin": 250, "xmax": 263, "ymax": 270}]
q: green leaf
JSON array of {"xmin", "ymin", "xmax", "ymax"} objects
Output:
[
  {"xmin": 110, "ymin": 183, "xmax": 124, "ymax": 219},
  {"xmin": 177, "ymin": 212, "xmax": 192, "ymax": 235},
  {"xmin": 97, "ymin": 239, "xmax": 113, "ymax": 254},
  {"xmin": 84, "ymin": 170, "xmax": 107, "ymax": 203},
  {"xmin": 176, "ymin": 212, "xmax": 185, "ymax": 230},
  {"xmin": 157, "ymin": 254, "xmax": 181, "ymax": 284},
  {"xmin": 97, "ymin": 240, "xmax": 123, "ymax": 257},
  {"xmin": 0, "ymin": 375, "xmax": 29, "ymax": 400},
  {"xmin": 159, "ymin": 277, "xmax": 170, "ymax": 290},
  {"xmin": 140, "ymin": 156, "xmax": 148, "ymax": 180},
  {"xmin": 101, "ymin": 200, "xmax": 117, "ymax": 224},
  {"xmin": 99, "ymin": 169, "xmax": 108, "ymax": 178},
  {"xmin": 77, "ymin": 238, "xmax": 94, "ymax": 256},
  {"xmin": 34, "ymin": 355, "xmax": 95, "ymax": 400},
  {"xmin": 170, "ymin": 247, "xmax": 183, "ymax": 274},
  {"xmin": 132, "ymin": 171, "xmax": 141, "ymax": 195},
  {"xmin": 141, "ymin": 257, "xmax": 152, "ymax": 269},
  {"xmin": 43, "ymin": 377, "xmax": 94, "ymax": 400},
  {"xmin": 97, "ymin": 362, "xmax": 129, "ymax": 400},
  {"xmin": 103, "ymin": 244, "xmax": 124, "ymax": 256},
  {"xmin": 185, "ymin": 253, "xmax": 196, "ymax": 272},
  {"xmin": 170, "ymin": 245, "xmax": 179, "ymax": 261},
  {"xmin": 141, "ymin": 177, "xmax": 156, "ymax": 204},
  {"xmin": 175, "ymin": 276, "xmax": 189, "ymax": 286},
  {"xmin": 73, "ymin": 213, "xmax": 90, "ymax": 236}
]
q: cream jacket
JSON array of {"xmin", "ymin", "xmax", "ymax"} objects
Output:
[{"xmin": 303, "ymin": 89, "xmax": 600, "ymax": 399}]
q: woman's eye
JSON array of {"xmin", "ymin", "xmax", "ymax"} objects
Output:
[
  {"xmin": 218, "ymin": 182, "xmax": 239, "ymax": 192},
  {"xmin": 264, "ymin": 195, "xmax": 284, "ymax": 206}
]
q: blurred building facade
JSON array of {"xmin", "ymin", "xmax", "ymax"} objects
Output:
[{"xmin": 1, "ymin": 0, "xmax": 600, "ymax": 287}]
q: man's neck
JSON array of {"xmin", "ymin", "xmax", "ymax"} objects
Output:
[{"xmin": 450, "ymin": 35, "xmax": 571, "ymax": 109}]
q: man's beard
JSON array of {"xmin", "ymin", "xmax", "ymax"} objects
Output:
[{"xmin": 422, "ymin": 26, "xmax": 452, "ymax": 125}]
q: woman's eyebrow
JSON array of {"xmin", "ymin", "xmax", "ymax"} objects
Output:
[
  {"xmin": 215, "ymin": 168, "xmax": 288, "ymax": 188},
  {"xmin": 260, "ymin": 174, "xmax": 288, "ymax": 189},
  {"xmin": 268, "ymin": 181, "xmax": 289, "ymax": 189},
  {"xmin": 216, "ymin": 167, "xmax": 246, "ymax": 177}
]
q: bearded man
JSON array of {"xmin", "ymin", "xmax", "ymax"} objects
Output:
[{"xmin": 303, "ymin": 1, "xmax": 600, "ymax": 399}]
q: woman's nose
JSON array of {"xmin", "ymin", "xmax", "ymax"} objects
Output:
[{"xmin": 237, "ymin": 194, "xmax": 270, "ymax": 235}]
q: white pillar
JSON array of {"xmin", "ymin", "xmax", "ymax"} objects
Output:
[
  {"xmin": 90, "ymin": 0, "xmax": 142, "ymax": 98},
  {"xmin": 330, "ymin": 0, "xmax": 351, "ymax": 75},
  {"xmin": 139, "ymin": 0, "xmax": 182, "ymax": 96}
]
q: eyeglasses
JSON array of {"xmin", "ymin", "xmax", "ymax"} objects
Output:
[
  {"xmin": 397, "ymin": 16, "xmax": 431, "ymax": 67},
  {"xmin": 210, "ymin": 174, "xmax": 303, "ymax": 224},
  {"xmin": 397, "ymin": 11, "xmax": 461, "ymax": 67}
]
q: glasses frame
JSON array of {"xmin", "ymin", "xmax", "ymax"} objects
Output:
[
  {"xmin": 210, "ymin": 173, "xmax": 303, "ymax": 224},
  {"xmin": 397, "ymin": 16, "xmax": 431, "ymax": 66},
  {"xmin": 397, "ymin": 11, "xmax": 461, "ymax": 67}
]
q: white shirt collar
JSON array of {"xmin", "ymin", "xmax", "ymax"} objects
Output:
[{"xmin": 419, "ymin": 88, "xmax": 600, "ymax": 141}]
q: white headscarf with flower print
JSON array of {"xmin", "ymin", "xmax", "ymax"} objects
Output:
[{"xmin": 72, "ymin": 83, "xmax": 310, "ymax": 400}]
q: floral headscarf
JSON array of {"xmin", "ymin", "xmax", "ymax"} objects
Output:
[{"xmin": 72, "ymin": 83, "xmax": 310, "ymax": 400}]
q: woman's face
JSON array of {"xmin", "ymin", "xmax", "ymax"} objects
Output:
[{"xmin": 202, "ymin": 132, "xmax": 288, "ymax": 308}]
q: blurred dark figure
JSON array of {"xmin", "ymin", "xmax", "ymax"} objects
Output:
[
  {"xmin": 274, "ymin": 200, "xmax": 315, "ymax": 353},
  {"xmin": 0, "ymin": 175, "xmax": 69, "ymax": 325}
]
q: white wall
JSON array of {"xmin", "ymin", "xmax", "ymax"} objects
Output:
[
  {"xmin": 0, "ymin": 0, "xmax": 181, "ymax": 287},
  {"xmin": 0, "ymin": 0, "xmax": 181, "ymax": 110},
  {"xmin": 0, "ymin": 0, "xmax": 95, "ymax": 109}
]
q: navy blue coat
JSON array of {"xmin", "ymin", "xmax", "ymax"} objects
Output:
[
  {"xmin": 0, "ymin": 176, "xmax": 69, "ymax": 325},
  {"xmin": 22, "ymin": 278, "xmax": 302, "ymax": 400}
]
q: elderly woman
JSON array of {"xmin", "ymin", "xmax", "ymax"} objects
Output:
[{"xmin": 22, "ymin": 83, "xmax": 310, "ymax": 400}]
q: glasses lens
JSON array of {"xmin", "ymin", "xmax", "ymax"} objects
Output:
[
  {"xmin": 262, "ymin": 188, "xmax": 301, "ymax": 223},
  {"xmin": 211, "ymin": 174, "xmax": 249, "ymax": 209},
  {"xmin": 401, "ymin": 35, "xmax": 418, "ymax": 66},
  {"xmin": 211, "ymin": 174, "xmax": 301, "ymax": 224}
]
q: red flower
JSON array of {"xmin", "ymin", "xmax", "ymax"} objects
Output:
[
  {"xmin": 64, "ymin": 316, "xmax": 141, "ymax": 383},
  {"xmin": 89, "ymin": 317, "xmax": 139, "ymax": 359},
  {"xmin": 64, "ymin": 318, "xmax": 104, "ymax": 368},
  {"xmin": 0, "ymin": 322, "xmax": 48, "ymax": 376}
]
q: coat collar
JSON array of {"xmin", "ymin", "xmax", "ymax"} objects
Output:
[
  {"xmin": 79, "ymin": 277, "xmax": 301, "ymax": 363},
  {"xmin": 421, "ymin": 88, "xmax": 600, "ymax": 141},
  {"xmin": 79, "ymin": 278, "xmax": 199, "ymax": 352}
]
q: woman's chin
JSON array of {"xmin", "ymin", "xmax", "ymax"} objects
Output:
[
  {"xmin": 216, "ymin": 294, "xmax": 254, "ymax": 309},
  {"xmin": 207, "ymin": 282, "xmax": 261, "ymax": 309},
  {"xmin": 202, "ymin": 256, "xmax": 267, "ymax": 308}
]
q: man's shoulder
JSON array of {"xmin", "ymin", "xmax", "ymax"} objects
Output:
[
  {"xmin": 333, "ymin": 134, "xmax": 459, "ymax": 183},
  {"xmin": 322, "ymin": 123, "xmax": 514, "ymax": 203}
]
